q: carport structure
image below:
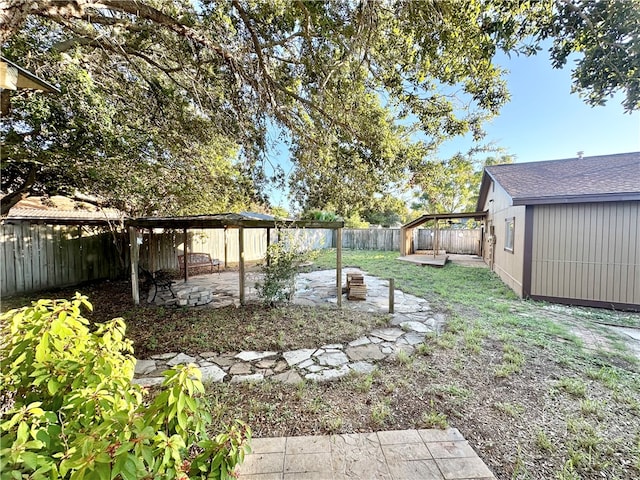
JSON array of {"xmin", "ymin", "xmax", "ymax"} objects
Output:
[
  {"xmin": 400, "ymin": 212, "xmax": 486, "ymax": 257},
  {"xmin": 126, "ymin": 213, "xmax": 344, "ymax": 306}
]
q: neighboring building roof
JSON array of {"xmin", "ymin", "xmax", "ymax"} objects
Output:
[
  {"xmin": 4, "ymin": 196, "xmax": 124, "ymax": 225},
  {"xmin": 477, "ymin": 152, "xmax": 640, "ymax": 208}
]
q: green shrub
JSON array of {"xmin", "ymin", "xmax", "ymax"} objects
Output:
[
  {"xmin": 0, "ymin": 294, "xmax": 250, "ymax": 479},
  {"xmin": 256, "ymin": 229, "xmax": 318, "ymax": 305}
]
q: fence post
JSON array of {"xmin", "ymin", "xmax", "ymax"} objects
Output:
[{"xmin": 388, "ymin": 278, "xmax": 394, "ymax": 313}]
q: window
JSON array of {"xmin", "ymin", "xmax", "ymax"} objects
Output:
[{"xmin": 504, "ymin": 217, "xmax": 515, "ymax": 253}]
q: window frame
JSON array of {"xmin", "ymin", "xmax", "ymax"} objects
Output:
[{"xmin": 504, "ymin": 217, "xmax": 515, "ymax": 253}]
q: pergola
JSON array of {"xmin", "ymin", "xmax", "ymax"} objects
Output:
[
  {"xmin": 400, "ymin": 211, "xmax": 486, "ymax": 256},
  {"xmin": 126, "ymin": 213, "xmax": 345, "ymax": 306}
]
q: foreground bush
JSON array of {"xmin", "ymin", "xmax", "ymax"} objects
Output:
[{"xmin": 0, "ymin": 294, "xmax": 250, "ymax": 479}]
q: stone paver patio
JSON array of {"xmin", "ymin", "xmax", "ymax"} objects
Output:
[{"xmin": 237, "ymin": 428, "xmax": 496, "ymax": 479}]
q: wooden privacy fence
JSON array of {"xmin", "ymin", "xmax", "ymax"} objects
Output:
[
  {"xmin": 337, "ymin": 228, "xmax": 481, "ymax": 254},
  {"xmin": 138, "ymin": 228, "xmax": 334, "ymax": 272},
  {"xmin": 1, "ymin": 224, "xmax": 479, "ymax": 296},
  {"xmin": 415, "ymin": 229, "xmax": 481, "ymax": 255},
  {"xmin": 1, "ymin": 223, "xmax": 125, "ymax": 296}
]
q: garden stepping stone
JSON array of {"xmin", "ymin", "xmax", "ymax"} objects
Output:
[
  {"xmin": 349, "ymin": 362, "xmax": 376, "ymax": 374},
  {"xmin": 404, "ymin": 332, "xmax": 427, "ymax": 346},
  {"xmin": 399, "ymin": 321, "xmax": 431, "ymax": 333},
  {"xmin": 256, "ymin": 359, "xmax": 277, "ymax": 369},
  {"xmin": 235, "ymin": 351, "xmax": 277, "ymax": 361},
  {"xmin": 200, "ymin": 365, "xmax": 227, "ymax": 383},
  {"xmin": 132, "ymin": 376, "xmax": 164, "ymax": 387},
  {"xmin": 271, "ymin": 370, "xmax": 303, "ymax": 385},
  {"xmin": 283, "ymin": 348, "xmax": 317, "ymax": 366},
  {"xmin": 134, "ymin": 359, "xmax": 157, "ymax": 375},
  {"xmin": 370, "ymin": 328, "xmax": 405, "ymax": 342},
  {"xmin": 229, "ymin": 362, "xmax": 252, "ymax": 375},
  {"xmin": 348, "ymin": 336, "xmax": 371, "ymax": 347},
  {"xmin": 167, "ymin": 353, "xmax": 197, "ymax": 366},
  {"xmin": 231, "ymin": 373, "xmax": 264, "ymax": 383},
  {"xmin": 346, "ymin": 344, "xmax": 386, "ymax": 362},
  {"xmin": 305, "ymin": 365, "xmax": 350, "ymax": 382},
  {"xmin": 316, "ymin": 351, "xmax": 349, "ymax": 367}
]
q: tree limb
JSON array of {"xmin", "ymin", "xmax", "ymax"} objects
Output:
[{"xmin": 0, "ymin": 165, "xmax": 36, "ymax": 216}]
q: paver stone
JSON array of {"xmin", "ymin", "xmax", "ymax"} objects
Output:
[
  {"xmin": 134, "ymin": 359, "xmax": 157, "ymax": 375},
  {"xmin": 435, "ymin": 457, "xmax": 494, "ymax": 479},
  {"xmin": 132, "ymin": 377, "xmax": 164, "ymax": 387},
  {"xmin": 315, "ymin": 351, "xmax": 349, "ymax": 367},
  {"xmin": 199, "ymin": 365, "xmax": 226, "ymax": 383},
  {"xmin": 400, "ymin": 321, "xmax": 431, "ymax": 333},
  {"xmin": 370, "ymin": 328, "xmax": 405, "ymax": 342},
  {"xmin": 283, "ymin": 348, "xmax": 317, "ymax": 366},
  {"xmin": 305, "ymin": 365, "xmax": 350, "ymax": 382},
  {"xmin": 346, "ymin": 344, "xmax": 387, "ymax": 361},
  {"xmin": 349, "ymin": 361, "xmax": 376, "ymax": 374},
  {"xmin": 348, "ymin": 336, "xmax": 371, "ymax": 347},
  {"xmin": 167, "ymin": 352, "xmax": 197, "ymax": 366},
  {"xmin": 231, "ymin": 373, "xmax": 264, "ymax": 383},
  {"xmin": 271, "ymin": 370, "xmax": 303, "ymax": 385},
  {"xmin": 235, "ymin": 351, "xmax": 277, "ymax": 362}
]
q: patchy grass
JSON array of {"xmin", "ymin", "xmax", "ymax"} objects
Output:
[{"xmin": 3, "ymin": 249, "xmax": 639, "ymax": 480}]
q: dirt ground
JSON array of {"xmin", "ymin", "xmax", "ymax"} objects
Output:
[{"xmin": 3, "ymin": 274, "xmax": 639, "ymax": 480}]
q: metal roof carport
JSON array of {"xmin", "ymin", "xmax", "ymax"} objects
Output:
[{"xmin": 126, "ymin": 213, "xmax": 345, "ymax": 306}]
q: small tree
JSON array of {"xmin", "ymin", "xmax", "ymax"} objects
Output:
[
  {"xmin": 256, "ymin": 229, "xmax": 319, "ymax": 305},
  {"xmin": 0, "ymin": 294, "xmax": 250, "ymax": 479}
]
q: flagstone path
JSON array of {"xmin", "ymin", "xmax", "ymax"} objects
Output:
[{"xmin": 133, "ymin": 269, "xmax": 446, "ymax": 386}]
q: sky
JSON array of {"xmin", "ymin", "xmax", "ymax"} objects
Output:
[
  {"xmin": 267, "ymin": 49, "xmax": 640, "ymax": 210},
  {"xmin": 439, "ymin": 50, "xmax": 640, "ymax": 162}
]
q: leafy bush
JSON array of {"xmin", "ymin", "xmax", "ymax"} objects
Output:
[
  {"xmin": 0, "ymin": 294, "xmax": 251, "ymax": 479},
  {"xmin": 256, "ymin": 229, "xmax": 319, "ymax": 305}
]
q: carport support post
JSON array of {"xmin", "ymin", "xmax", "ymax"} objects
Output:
[
  {"xmin": 239, "ymin": 226, "xmax": 245, "ymax": 305},
  {"xmin": 266, "ymin": 228, "xmax": 271, "ymax": 266},
  {"xmin": 129, "ymin": 226, "xmax": 140, "ymax": 305},
  {"xmin": 224, "ymin": 227, "xmax": 228, "ymax": 269},
  {"xmin": 336, "ymin": 227, "xmax": 342, "ymax": 307},
  {"xmin": 183, "ymin": 228, "xmax": 188, "ymax": 282}
]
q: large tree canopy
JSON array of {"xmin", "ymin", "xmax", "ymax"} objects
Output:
[{"xmin": 1, "ymin": 0, "xmax": 638, "ymax": 216}]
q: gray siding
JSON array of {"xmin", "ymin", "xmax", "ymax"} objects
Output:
[
  {"xmin": 482, "ymin": 180, "xmax": 526, "ymax": 296},
  {"xmin": 531, "ymin": 201, "xmax": 639, "ymax": 305}
]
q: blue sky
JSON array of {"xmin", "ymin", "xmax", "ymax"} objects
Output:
[
  {"xmin": 267, "ymin": 50, "xmax": 640, "ymax": 210},
  {"xmin": 440, "ymin": 50, "xmax": 640, "ymax": 162}
]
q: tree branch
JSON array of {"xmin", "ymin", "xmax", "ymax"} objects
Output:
[{"xmin": 0, "ymin": 165, "xmax": 37, "ymax": 216}]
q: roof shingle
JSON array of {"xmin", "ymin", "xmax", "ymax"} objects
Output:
[{"xmin": 483, "ymin": 152, "xmax": 640, "ymax": 206}]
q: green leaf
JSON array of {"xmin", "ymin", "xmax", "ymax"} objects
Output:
[{"xmin": 47, "ymin": 378, "xmax": 60, "ymax": 395}]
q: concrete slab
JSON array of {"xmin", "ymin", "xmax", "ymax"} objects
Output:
[{"xmin": 236, "ymin": 429, "xmax": 496, "ymax": 480}]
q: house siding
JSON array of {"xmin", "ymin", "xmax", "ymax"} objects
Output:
[
  {"xmin": 530, "ymin": 201, "xmax": 640, "ymax": 306},
  {"xmin": 482, "ymin": 180, "xmax": 526, "ymax": 297}
]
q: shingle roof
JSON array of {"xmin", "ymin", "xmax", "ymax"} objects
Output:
[
  {"xmin": 4, "ymin": 196, "xmax": 124, "ymax": 224},
  {"xmin": 478, "ymin": 152, "xmax": 640, "ymax": 207}
]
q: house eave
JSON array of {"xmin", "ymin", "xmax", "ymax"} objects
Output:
[{"xmin": 512, "ymin": 192, "xmax": 640, "ymax": 206}]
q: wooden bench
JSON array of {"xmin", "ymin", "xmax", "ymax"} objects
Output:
[{"xmin": 178, "ymin": 252, "xmax": 221, "ymax": 275}]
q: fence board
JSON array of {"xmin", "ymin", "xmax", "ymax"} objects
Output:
[{"xmin": 2, "ymin": 224, "xmax": 479, "ymax": 296}]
